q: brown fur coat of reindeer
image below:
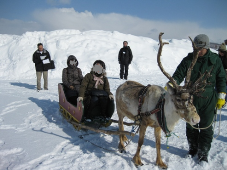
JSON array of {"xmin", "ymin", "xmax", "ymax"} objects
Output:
[{"xmin": 115, "ymin": 32, "xmax": 211, "ymax": 168}]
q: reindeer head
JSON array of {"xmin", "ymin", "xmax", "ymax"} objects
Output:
[{"xmin": 157, "ymin": 33, "xmax": 212, "ymax": 125}]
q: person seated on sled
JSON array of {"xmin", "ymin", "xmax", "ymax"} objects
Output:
[
  {"xmin": 62, "ymin": 55, "xmax": 83, "ymax": 105},
  {"xmin": 77, "ymin": 60, "xmax": 114, "ymax": 119}
]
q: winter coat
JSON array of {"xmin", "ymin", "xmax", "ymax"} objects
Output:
[
  {"xmin": 79, "ymin": 71, "xmax": 112, "ymax": 98},
  {"xmin": 62, "ymin": 65, "xmax": 83, "ymax": 92},
  {"xmin": 219, "ymin": 52, "xmax": 227, "ymax": 69},
  {"xmin": 173, "ymin": 49, "xmax": 226, "ymax": 94},
  {"xmin": 173, "ymin": 49, "xmax": 226, "ymax": 155},
  {"xmin": 33, "ymin": 49, "xmax": 51, "ymax": 71},
  {"xmin": 118, "ymin": 46, "xmax": 133, "ymax": 65},
  {"xmin": 172, "ymin": 49, "xmax": 226, "ymax": 126}
]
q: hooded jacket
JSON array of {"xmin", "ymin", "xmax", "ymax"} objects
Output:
[
  {"xmin": 62, "ymin": 56, "xmax": 83, "ymax": 91},
  {"xmin": 33, "ymin": 49, "xmax": 51, "ymax": 71}
]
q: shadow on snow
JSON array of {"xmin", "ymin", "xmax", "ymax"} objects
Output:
[
  {"xmin": 28, "ymin": 97, "xmax": 188, "ymax": 166},
  {"xmin": 10, "ymin": 82, "xmax": 36, "ymax": 89}
]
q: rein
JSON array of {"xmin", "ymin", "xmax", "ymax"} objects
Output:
[
  {"xmin": 135, "ymin": 85, "xmax": 171, "ymax": 137},
  {"xmin": 181, "ymin": 107, "xmax": 222, "ymax": 139}
]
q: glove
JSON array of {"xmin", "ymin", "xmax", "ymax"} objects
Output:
[
  {"xmin": 77, "ymin": 97, "xmax": 83, "ymax": 102},
  {"xmin": 164, "ymin": 82, "xmax": 174, "ymax": 91},
  {"xmin": 216, "ymin": 93, "xmax": 226, "ymax": 109},
  {"xmin": 109, "ymin": 95, "xmax": 114, "ymax": 100}
]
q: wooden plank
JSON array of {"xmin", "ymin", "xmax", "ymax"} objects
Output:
[
  {"xmin": 69, "ymin": 120, "xmax": 135, "ymax": 137},
  {"xmin": 111, "ymin": 119, "xmax": 139, "ymax": 126}
]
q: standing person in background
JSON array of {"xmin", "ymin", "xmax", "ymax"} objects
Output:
[
  {"xmin": 218, "ymin": 43, "xmax": 227, "ymax": 101},
  {"xmin": 118, "ymin": 41, "xmax": 133, "ymax": 80},
  {"xmin": 218, "ymin": 43, "xmax": 227, "ymax": 76},
  {"xmin": 32, "ymin": 43, "xmax": 51, "ymax": 91}
]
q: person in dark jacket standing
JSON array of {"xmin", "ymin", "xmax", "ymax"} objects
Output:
[
  {"xmin": 171, "ymin": 34, "xmax": 226, "ymax": 163},
  {"xmin": 218, "ymin": 43, "xmax": 227, "ymax": 78},
  {"xmin": 62, "ymin": 55, "xmax": 83, "ymax": 105},
  {"xmin": 218, "ymin": 43, "xmax": 227, "ymax": 101},
  {"xmin": 33, "ymin": 43, "xmax": 51, "ymax": 91},
  {"xmin": 118, "ymin": 41, "xmax": 133, "ymax": 80}
]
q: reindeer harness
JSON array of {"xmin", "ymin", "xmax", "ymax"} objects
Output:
[{"xmin": 135, "ymin": 85, "xmax": 171, "ymax": 137}]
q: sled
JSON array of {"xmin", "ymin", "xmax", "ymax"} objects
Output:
[{"xmin": 58, "ymin": 83, "xmax": 134, "ymax": 136}]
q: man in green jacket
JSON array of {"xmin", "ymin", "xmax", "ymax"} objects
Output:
[{"xmin": 172, "ymin": 34, "xmax": 226, "ymax": 163}]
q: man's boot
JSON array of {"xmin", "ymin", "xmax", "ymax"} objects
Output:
[{"xmin": 198, "ymin": 153, "xmax": 208, "ymax": 163}]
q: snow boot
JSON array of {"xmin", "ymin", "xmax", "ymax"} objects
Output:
[
  {"xmin": 186, "ymin": 148, "xmax": 198, "ymax": 158},
  {"xmin": 198, "ymin": 153, "xmax": 208, "ymax": 163}
]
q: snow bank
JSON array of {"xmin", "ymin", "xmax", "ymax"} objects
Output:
[{"xmin": 0, "ymin": 29, "xmax": 201, "ymax": 80}]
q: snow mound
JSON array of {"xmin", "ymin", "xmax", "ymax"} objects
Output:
[{"xmin": 0, "ymin": 29, "xmax": 198, "ymax": 80}]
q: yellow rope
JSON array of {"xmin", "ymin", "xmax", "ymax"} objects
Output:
[{"xmin": 180, "ymin": 108, "xmax": 222, "ymax": 139}]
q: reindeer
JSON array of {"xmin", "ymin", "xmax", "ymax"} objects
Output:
[{"xmin": 116, "ymin": 32, "xmax": 212, "ymax": 168}]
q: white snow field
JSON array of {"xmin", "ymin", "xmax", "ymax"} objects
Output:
[{"xmin": 0, "ymin": 30, "xmax": 227, "ymax": 170}]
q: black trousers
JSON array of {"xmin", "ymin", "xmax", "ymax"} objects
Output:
[
  {"xmin": 84, "ymin": 96, "xmax": 109, "ymax": 118},
  {"xmin": 120, "ymin": 64, "xmax": 129, "ymax": 79}
]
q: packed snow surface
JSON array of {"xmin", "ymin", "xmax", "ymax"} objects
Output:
[{"xmin": 0, "ymin": 30, "xmax": 226, "ymax": 170}]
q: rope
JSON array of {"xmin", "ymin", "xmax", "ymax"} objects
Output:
[
  {"xmin": 77, "ymin": 124, "xmax": 141, "ymax": 153},
  {"xmin": 165, "ymin": 132, "xmax": 179, "ymax": 149},
  {"xmin": 180, "ymin": 107, "xmax": 222, "ymax": 139}
]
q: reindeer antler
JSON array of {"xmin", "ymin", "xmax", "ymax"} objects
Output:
[
  {"xmin": 184, "ymin": 36, "xmax": 212, "ymax": 96},
  {"xmin": 157, "ymin": 32, "xmax": 179, "ymax": 90},
  {"xmin": 189, "ymin": 66, "xmax": 213, "ymax": 96},
  {"xmin": 184, "ymin": 37, "xmax": 205, "ymax": 88}
]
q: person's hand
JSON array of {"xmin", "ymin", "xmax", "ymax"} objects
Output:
[
  {"xmin": 70, "ymin": 86, "xmax": 74, "ymax": 90},
  {"xmin": 216, "ymin": 92, "xmax": 226, "ymax": 109},
  {"xmin": 77, "ymin": 97, "xmax": 83, "ymax": 102},
  {"xmin": 109, "ymin": 95, "xmax": 114, "ymax": 100}
]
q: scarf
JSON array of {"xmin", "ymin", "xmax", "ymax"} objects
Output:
[{"xmin": 93, "ymin": 74, "xmax": 104, "ymax": 88}]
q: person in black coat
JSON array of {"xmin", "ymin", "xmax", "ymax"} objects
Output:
[
  {"xmin": 118, "ymin": 41, "xmax": 133, "ymax": 80},
  {"xmin": 218, "ymin": 43, "xmax": 227, "ymax": 101},
  {"xmin": 32, "ymin": 43, "xmax": 51, "ymax": 91},
  {"xmin": 218, "ymin": 43, "xmax": 227, "ymax": 70}
]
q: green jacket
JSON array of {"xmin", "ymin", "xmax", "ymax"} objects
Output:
[
  {"xmin": 79, "ymin": 72, "xmax": 112, "ymax": 98},
  {"xmin": 173, "ymin": 49, "xmax": 226, "ymax": 96}
]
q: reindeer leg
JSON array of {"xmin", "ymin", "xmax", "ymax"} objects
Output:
[
  {"xmin": 155, "ymin": 127, "xmax": 167, "ymax": 169},
  {"xmin": 118, "ymin": 112, "xmax": 127, "ymax": 153},
  {"xmin": 132, "ymin": 123, "xmax": 147, "ymax": 166}
]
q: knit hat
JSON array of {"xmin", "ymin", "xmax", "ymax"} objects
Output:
[
  {"xmin": 194, "ymin": 34, "xmax": 210, "ymax": 49},
  {"xmin": 218, "ymin": 43, "xmax": 226, "ymax": 52}
]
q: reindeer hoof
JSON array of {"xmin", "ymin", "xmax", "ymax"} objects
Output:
[
  {"xmin": 122, "ymin": 135, "xmax": 128, "ymax": 142},
  {"xmin": 119, "ymin": 148, "xmax": 126, "ymax": 153},
  {"xmin": 156, "ymin": 162, "xmax": 167, "ymax": 169},
  {"xmin": 134, "ymin": 163, "xmax": 144, "ymax": 168},
  {"xmin": 132, "ymin": 156, "xmax": 143, "ymax": 167}
]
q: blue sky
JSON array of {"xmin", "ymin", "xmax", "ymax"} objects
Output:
[{"xmin": 0, "ymin": 0, "xmax": 226, "ymax": 42}]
